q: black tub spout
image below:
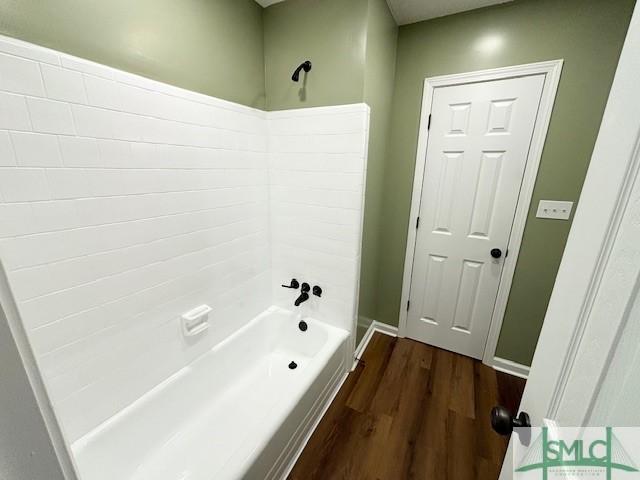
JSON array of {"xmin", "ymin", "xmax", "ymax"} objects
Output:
[
  {"xmin": 295, "ymin": 282, "xmax": 311, "ymax": 306},
  {"xmin": 294, "ymin": 292, "xmax": 309, "ymax": 306}
]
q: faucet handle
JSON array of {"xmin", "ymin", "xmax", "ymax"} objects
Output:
[
  {"xmin": 313, "ymin": 285, "xmax": 322, "ymax": 297},
  {"xmin": 281, "ymin": 278, "xmax": 300, "ymax": 289},
  {"xmin": 300, "ymin": 282, "xmax": 310, "ymax": 293}
]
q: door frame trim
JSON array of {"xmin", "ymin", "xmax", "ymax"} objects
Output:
[{"xmin": 397, "ymin": 60, "xmax": 564, "ymax": 367}]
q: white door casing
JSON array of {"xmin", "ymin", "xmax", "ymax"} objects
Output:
[
  {"xmin": 406, "ymin": 75, "xmax": 545, "ymax": 359},
  {"xmin": 399, "ymin": 60, "xmax": 563, "ymax": 366}
]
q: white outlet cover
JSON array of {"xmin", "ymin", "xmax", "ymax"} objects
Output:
[{"xmin": 536, "ymin": 200, "xmax": 574, "ymax": 220}]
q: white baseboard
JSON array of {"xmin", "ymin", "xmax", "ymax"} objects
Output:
[
  {"xmin": 491, "ymin": 356, "xmax": 530, "ymax": 379},
  {"xmin": 370, "ymin": 320, "xmax": 399, "ymax": 337},
  {"xmin": 353, "ymin": 319, "xmax": 398, "ymax": 370}
]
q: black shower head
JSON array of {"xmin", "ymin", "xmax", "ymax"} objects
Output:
[{"xmin": 292, "ymin": 60, "xmax": 312, "ymax": 82}]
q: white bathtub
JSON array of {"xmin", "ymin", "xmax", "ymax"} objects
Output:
[{"xmin": 70, "ymin": 306, "xmax": 350, "ymax": 480}]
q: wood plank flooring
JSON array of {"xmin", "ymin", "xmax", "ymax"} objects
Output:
[{"xmin": 288, "ymin": 333, "xmax": 526, "ymax": 480}]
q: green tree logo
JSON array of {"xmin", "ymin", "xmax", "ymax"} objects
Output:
[{"xmin": 516, "ymin": 427, "xmax": 638, "ymax": 479}]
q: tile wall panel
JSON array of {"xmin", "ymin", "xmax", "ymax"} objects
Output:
[
  {"xmin": 268, "ymin": 105, "xmax": 369, "ymax": 333},
  {"xmin": 0, "ymin": 35, "xmax": 271, "ymax": 442}
]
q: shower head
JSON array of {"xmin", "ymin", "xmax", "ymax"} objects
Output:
[{"xmin": 292, "ymin": 60, "xmax": 312, "ymax": 82}]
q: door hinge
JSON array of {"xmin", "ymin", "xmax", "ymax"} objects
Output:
[
  {"xmin": 407, "ymin": 300, "xmax": 410, "ymax": 311},
  {"xmin": 427, "ymin": 114, "xmax": 432, "ymax": 130},
  {"xmin": 416, "ymin": 216, "xmax": 420, "ymax": 229}
]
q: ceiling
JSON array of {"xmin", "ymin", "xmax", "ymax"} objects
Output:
[
  {"xmin": 254, "ymin": 0, "xmax": 514, "ymax": 25},
  {"xmin": 387, "ymin": 0, "xmax": 513, "ymax": 24}
]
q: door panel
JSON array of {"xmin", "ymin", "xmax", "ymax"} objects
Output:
[{"xmin": 407, "ymin": 75, "xmax": 545, "ymax": 359}]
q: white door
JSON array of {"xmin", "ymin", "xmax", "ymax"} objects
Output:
[{"xmin": 407, "ymin": 75, "xmax": 545, "ymax": 359}]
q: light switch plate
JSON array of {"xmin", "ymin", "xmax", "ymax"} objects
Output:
[{"xmin": 536, "ymin": 200, "xmax": 573, "ymax": 220}]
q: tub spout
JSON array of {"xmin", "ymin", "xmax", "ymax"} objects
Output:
[
  {"xmin": 294, "ymin": 292, "xmax": 309, "ymax": 306},
  {"xmin": 295, "ymin": 283, "xmax": 310, "ymax": 306}
]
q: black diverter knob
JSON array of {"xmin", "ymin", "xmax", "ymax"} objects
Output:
[{"xmin": 281, "ymin": 278, "xmax": 300, "ymax": 289}]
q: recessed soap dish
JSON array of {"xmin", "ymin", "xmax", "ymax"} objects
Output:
[{"xmin": 181, "ymin": 305, "xmax": 211, "ymax": 337}]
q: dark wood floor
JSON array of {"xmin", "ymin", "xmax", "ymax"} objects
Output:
[{"xmin": 289, "ymin": 333, "xmax": 526, "ymax": 480}]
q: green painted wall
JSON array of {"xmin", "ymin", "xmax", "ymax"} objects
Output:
[
  {"xmin": 0, "ymin": 0, "xmax": 265, "ymax": 108},
  {"xmin": 377, "ymin": 0, "xmax": 635, "ymax": 365},
  {"xmin": 263, "ymin": 0, "xmax": 368, "ymax": 110},
  {"xmin": 359, "ymin": 0, "xmax": 398, "ymax": 342}
]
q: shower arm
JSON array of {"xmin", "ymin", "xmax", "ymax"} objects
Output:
[{"xmin": 292, "ymin": 60, "xmax": 312, "ymax": 82}]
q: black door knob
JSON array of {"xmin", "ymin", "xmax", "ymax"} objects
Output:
[
  {"xmin": 490, "ymin": 248, "xmax": 503, "ymax": 259},
  {"xmin": 491, "ymin": 406, "xmax": 531, "ymax": 436}
]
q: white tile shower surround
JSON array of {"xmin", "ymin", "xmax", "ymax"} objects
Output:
[
  {"xmin": 0, "ymin": 33, "xmax": 369, "ymax": 447},
  {"xmin": 269, "ymin": 108, "xmax": 369, "ymax": 335}
]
